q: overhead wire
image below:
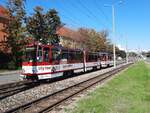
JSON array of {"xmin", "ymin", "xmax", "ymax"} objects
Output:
[
  {"xmin": 94, "ymin": 0, "xmax": 112, "ymax": 25},
  {"xmin": 0, "ymin": 0, "xmax": 111, "ymax": 30},
  {"xmin": 78, "ymin": 0, "xmax": 109, "ymax": 29},
  {"xmin": 63, "ymin": 1, "xmax": 100, "ymax": 28},
  {"xmin": 59, "ymin": 13, "xmax": 82, "ymax": 28},
  {"xmin": 62, "ymin": 0, "xmax": 99, "ymax": 29},
  {"xmin": 55, "ymin": 1, "xmax": 88, "ymax": 29}
]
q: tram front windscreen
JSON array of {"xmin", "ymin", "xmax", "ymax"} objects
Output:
[{"xmin": 24, "ymin": 46, "xmax": 37, "ymax": 62}]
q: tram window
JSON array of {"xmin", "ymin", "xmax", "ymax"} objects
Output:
[
  {"xmin": 86, "ymin": 54, "xmax": 89, "ymax": 61},
  {"xmin": 80, "ymin": 52, "xmax": 84, "ymax": 61},
  {"xmin": 110, "ymin": 56, "xmax": 113, "ymax": 60},
  {"xmin": 102, "ymin": 54, "xmax": 106, "ymax": 61},
  {"xmin": 87, "ymin": 53, "xmax": 97, "ymax": 62},
  {"xmin": 93, "ymin": 54, "xmax": 95, "ymax": 60},
  {"xmin": 62, "ymin": 50, "xmax": 83, "ymax": 62},
  {"xmin": 75, "ymin": 53, "xmax": 78, "ymax": 61},
  {"xmin": 44, "ymin": 48, "xmax": 49, "ymax": 62},
  {"xmin": 25, "ymin": 46, "xmax": 36, "ymax": 62},
  {"xmin": 62, "ymin": 50, "xmax": 68, "ymax": 59},
  {"xmin": 108, "ymin": 56, "xmax": 110, "ymax": 60},
  {"xmin": 37, "ymin": 47, "xmax": 42, "ymax": 62},
  {"xmin": 109, "ymin": 55, "xmax": 112, "ymax": 60},
  {"xmin": 52, "ymin": 48, "xmax": 61, "ymax": 62},
  {"xmin": 76, "ymin": 51, "xmax": 83, "ymax": 61},
  {"xmin": 73, "ymin": 52, "xmax": 78, "ymax": 61},
  {"xmin": 99, "ymin": 55, "xmax": 103, "ymax": 60},
  {"xmin": 88, "ymin": 54, "xmax": 92, "ymax": 61},
  {"xmin": 94, "ymin": 55, "xmax": 98, "ymax": 61},
  {"xmin": 68, "ymin": 51, "xmax": 77, "ymax": 61},
  {"xmin": 68, "ymin": 52, "xmax": 73, "ymax": 60}
]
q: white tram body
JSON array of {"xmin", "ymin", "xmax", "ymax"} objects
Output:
[
  {"xmin": 99, "ymin": 52, "xmax": 113, "ymax": 68},
  {"xmin": 21, "ymin": 44, "xmax": 113, "ymax": 80}
]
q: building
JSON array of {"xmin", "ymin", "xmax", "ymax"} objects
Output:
[
  {"xmin": 0, "ymin": 5, "xmax": 9, "ymax": 52},
  {"xmin": 0, "ymin": 5, "xmax": 84, "ymax": 51},
  {"xmin": 56, "ymin": 27, "xmax": 85, "ymax": 49}
]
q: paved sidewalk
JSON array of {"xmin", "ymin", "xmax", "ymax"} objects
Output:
[
  {"xmin": 0, "ymin": 70, "xmax": 21, "ymax": 76},
  {"xmin": 0, "ymin": 70, "xmax": 21, "ymax": 85}
]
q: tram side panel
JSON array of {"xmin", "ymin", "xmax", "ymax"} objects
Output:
[
  {"xmin": 21, "ymin": 45, "xmax": 85, "ymax": 80},
  {"xmin": 99, "ymin": 52, "xmax": 113, "ymax": 68},
  {"xmin": 85, "ymin": 52, "xmax": 101, "ymax": 71},
  {"xmin": 21, "ymin": 44, "xmax": 111, "ymax": 80},
  {"xmin": 60, "ymin": 49, "xmax": 84, "ymax": 74}
]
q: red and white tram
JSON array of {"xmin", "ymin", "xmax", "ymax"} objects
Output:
[
  {"xmin": 21, "ymin": 44, "xmax": 113, "ymax": 80},
  {"xmin": 99, "ymin": 52, "xmax": 113, "ymax": 67}
]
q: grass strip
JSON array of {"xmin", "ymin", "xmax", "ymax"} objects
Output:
[{"xmin": 69, "ymin": 61, "xmax": 150, "ymax": 113}]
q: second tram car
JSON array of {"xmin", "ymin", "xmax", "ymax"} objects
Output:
[
  {"xmin": 21, "ymin": 43, "xmax": 113, "ymax": 80},
  {"xmin": 99, "ymin": 52, "xmax": 113, "ymax": 67}
]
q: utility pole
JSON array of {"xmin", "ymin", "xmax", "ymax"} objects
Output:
[
  {"xmin": 112, "ymin": 5, "xmax": 116, "ymax": 67},
  {"xmin": 125, "ymin": 36, "xmax": 128, "ymax": 63},
  {"xmin": 105, "ymin": 1, "xmax": 123, "ymax": 68}
]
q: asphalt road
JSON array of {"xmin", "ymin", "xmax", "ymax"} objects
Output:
[{"xmin": 0, "ymin": 71, "xmax": 21, "ymax": 85}]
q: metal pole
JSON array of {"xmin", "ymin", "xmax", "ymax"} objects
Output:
[
  {"xmin": 112, "ymin": 5, "xmax": 116, "ymax": 67},
  {"xmin": 126, "ymin": 36, "xmax": 128, "ymax": 63}
]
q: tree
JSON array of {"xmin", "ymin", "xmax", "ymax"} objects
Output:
[
  {"xmin": 26, "ymin": 6, "xmax": 45, "ymax": 43},
  {"xmin": 146, "ymin": 51, "xmax": 150, "ymax": 57},
  {"xmin": 5, "ymin": 0, "xmax": 26, "ymax": 69},
  {"xmin": 128, "ymin": 52, "xmax": 138, "ymax": 57},
  {"xmin": 77, "ymin": 28, "xmax": 109, "ymax": 52},
  {"xmin": 45, "ymin": 9, "xmax": 61, "ymax": 45},
  {"xmin": 106, "ymin": 44, "xmax": 113, "ymax": 53},
  {"xmin": 26, "ymin": 7, "xmax": 61, "ymax": 45},
  {"xmin": 117, "ymin": 50, "xmax": 126, "ymax": 58}
]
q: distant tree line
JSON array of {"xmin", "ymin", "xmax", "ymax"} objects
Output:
[
  {"xmin": 142, "ymin": 51, "xmax": 150, "ymax": 57},
  {"xmin": 78, "ymin": 28, "xmax": 126, "ymax": 56},
  {"xmin": 1, "ymin": 0, "xmax": 126, "ymax": 69}
]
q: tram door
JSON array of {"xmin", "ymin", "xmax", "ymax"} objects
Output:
[
  {"xmin": 51, "ymin": 47, "xmax": 61, "ymax": 65},
  {"xmin": 43, "ymin": 47, "xmax": 50, "ymax": 64}
]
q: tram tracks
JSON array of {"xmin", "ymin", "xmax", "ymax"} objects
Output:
[
  {"xmin": 4, "ymin": 63, "xmax": 132, "ymax": 113},
  {"xmin": 0, "ymin": 81, "xmax": 38, "ymax": 100},
  {"xmin": 0, "ymin": 61, "xmax": 127, "ymax": 101}
]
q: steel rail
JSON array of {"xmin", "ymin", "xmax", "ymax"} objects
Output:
[
  {"xmin": 0, "ymin": 60, "xmax": 126, "ymax": 100},
  {"xmin": 4, "ymin": 63, "xmax": 132, "ymax": 113},
  {"xmin": 0, "ymin": 81, "xmax": 38, "ymax": 100}
]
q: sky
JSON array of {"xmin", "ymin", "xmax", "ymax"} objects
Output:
[{"xmin": 0, "ymin": 0, "xmax": 150, "ymax": 52}]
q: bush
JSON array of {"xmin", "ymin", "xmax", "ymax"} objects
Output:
[
  {"xmin": 7, "ymin": 61, "xmax": 17, "ymax": 70},
  {"xmin": 0, "ymin": 51, "xmax": 18, "ymax": 70}
]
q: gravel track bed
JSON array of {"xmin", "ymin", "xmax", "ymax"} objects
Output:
[{"xmin": 0, "ymin": 65, "xmax": 124, "ymax": 112}]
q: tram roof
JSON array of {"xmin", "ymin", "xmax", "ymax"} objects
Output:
[
  {"xmin": 26, "ymin": 43, "xmax": 84, "ymax": 52},
  {"xmin": 99, "ymin": 52, "xmax": 113, "ymax": 55}
]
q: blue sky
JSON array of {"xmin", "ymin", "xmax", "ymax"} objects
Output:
[{"xmin": 0, "ymin": 0, "xmax": 150, "ymax": 51}]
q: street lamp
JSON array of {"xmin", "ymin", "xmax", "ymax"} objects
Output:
[
  {"xmin": 125, "ymin": 36, "xmax": 129, "ymax": 63},
  {"xmin": 104, "ymin": 1, "xmax": 123, "ymax": 68}
]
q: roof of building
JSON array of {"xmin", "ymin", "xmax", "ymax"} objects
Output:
[
  {"xmin": 0, "ymin": 5, "xmax": 8, "ymax": 19},
  {"xmin": 56, "ymin": 27, "xmax": 84, "ymax": 42}
]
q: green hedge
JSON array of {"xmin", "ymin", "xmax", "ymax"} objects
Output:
[{"xmin": 0, "ymin": 51, "xmax": 19, "ymax": 70}]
